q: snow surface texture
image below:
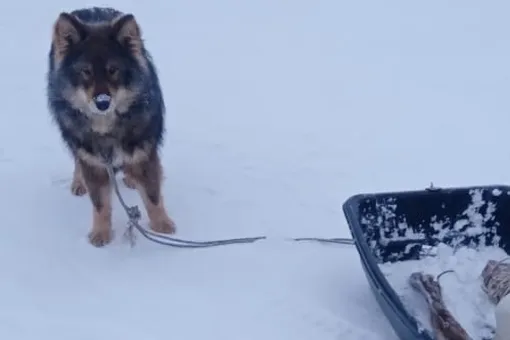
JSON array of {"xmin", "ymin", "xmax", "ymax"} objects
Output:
[
  {"xmin": 495, "ymin": 293, "xmax": 510, "ymax": 340},
  {"xmin": 2, "ymin": 0, "xmax": 510, "ymax": 339},
  {"xmin": 380, "ymin": 244, "xmax": 508, "ymax": 340}
]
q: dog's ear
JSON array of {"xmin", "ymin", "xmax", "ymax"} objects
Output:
[
  {"xmin": 52, "ymin": 13, "xmax": 85, "ymax": 63},
  {"xmin": 112, "ymin": 14, "xmax": 143, "ymax": 56}
]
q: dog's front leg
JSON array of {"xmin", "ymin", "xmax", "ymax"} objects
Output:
[
  {"xmin": 71, "ymin": 158, "xmax": 88, "ymax": 196},
  {"xmin": 79, "ymin": 160, "xmax": 113, "ymax": 247},
  {"xmin": 124, "ymin": 153, "xmax": 176, "ymax": 234}
]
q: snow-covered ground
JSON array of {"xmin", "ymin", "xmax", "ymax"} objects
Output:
[{"xmin": 1, "ymin": 0, "xmax": 509, "ymax": 338}]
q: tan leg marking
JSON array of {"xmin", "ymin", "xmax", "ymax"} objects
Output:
[
  {"xmin": 88, "ymin": 184, "xmax": 113, "ymax": 247},
  {"xmin": 124, "ymin": 153, "xmax": 176, "ymax": 234},
  {"xmin": 71, "ymin": 158, "xmax": 88, "ymax": 196},
  {"xmin": 79, "ymin": 160, "xmax": 113, "ymax": 247}
]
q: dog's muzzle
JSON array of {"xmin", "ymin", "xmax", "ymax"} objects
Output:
[{"xmin": 94, "ymin": 94, "xmax": 111, "ymax": 112}]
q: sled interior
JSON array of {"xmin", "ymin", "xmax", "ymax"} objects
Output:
[{"xmin": 342, "ymin": 185, "xmax": 510, "ymax": 340}]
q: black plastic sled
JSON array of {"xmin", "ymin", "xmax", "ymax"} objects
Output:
[{"xmin": 342, "ymin": 184, "xmax": 510, "ymax": 340}]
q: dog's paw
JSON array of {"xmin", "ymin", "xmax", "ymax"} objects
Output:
[
  {"xmin": 71, "ymin": 179, "xmax": 87, "ymax": 196},
  {"xmin": 150, "ymin": 217, "xmax": 176, "ymax": 234},
  {"xmin": 88, "ymin": 227, "xmax": 112, "ymax": 247},
  {"xmin": 122, "ymin": 176, "xmax": 137, "ymax": 189}
]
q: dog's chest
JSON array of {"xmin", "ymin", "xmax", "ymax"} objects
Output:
[
  {"xmin": 90, "ymin": 114, "xmax": 116, "ymax": 135},
  {"xmin": 77, "ymin": 114, "xmax": 147, "ymax": 168},
  {"xmin": 81, "ymin": 144, "xmax": 145, "ymax": 169},
  {"xmin": 85, "ymin": 134, "xmax": 125, "ymax": 167},
  {"xmin": 80, "ymin": 129, "xmax": 147, "ymax": 169},
  {"xmin": 87, "ymin": 116, "xmax": 122, "ymax": 165}
]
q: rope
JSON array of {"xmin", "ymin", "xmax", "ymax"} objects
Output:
[{"xmin": 107, "ymin": 165, "xmax": 355, "ymax": 248}]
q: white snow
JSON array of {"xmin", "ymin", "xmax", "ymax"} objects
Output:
[
  {"xmin": 1, "ymin": 0, "xmax": 510, "ymax": 339},
  {"xmin": 380, "ymin": 244, "xmax": 508, "ymax": 339},
  {"xmin": 495, "ymin": 292, "xmax": 510, "ymax": 340}
]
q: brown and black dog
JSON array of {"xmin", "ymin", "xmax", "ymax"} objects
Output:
[{"xmin": 46, "ymin": 7, "xmax": 175, "ymax": 247}]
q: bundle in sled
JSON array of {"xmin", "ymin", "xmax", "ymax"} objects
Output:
[{"xmin": 409, "ymin": 272, "xmax": 471, "ymax": 340}]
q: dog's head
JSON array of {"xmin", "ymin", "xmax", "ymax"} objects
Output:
[{"xmin": 51, "ymin": 12, "xmax": 148, "ymax": 116}]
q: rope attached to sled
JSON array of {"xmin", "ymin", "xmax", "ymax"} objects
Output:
[{"xmin": 106, "ymin": 165, "xmax": 355, "ymax": 248}]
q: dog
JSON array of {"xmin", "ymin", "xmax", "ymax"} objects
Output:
[{"xmin": 46, "ymin": 7, "xmax": 176, "ymax": 247}]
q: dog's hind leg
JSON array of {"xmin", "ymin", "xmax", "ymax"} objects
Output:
[
  {"xmin": 79, "ymin": 160, "xmax": 113, "ymax": 247},
  {"xmin": 71, "ymin": 158, "xmax": 88, "ymax": 196},
  {"xmin": 124, "ymin": 153, "xmax": 176, "ymax": 234}
]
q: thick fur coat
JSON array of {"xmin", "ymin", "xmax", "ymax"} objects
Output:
[{"xmin": 46, "ymin": 7, "xmax": 175, "ymax": 247}]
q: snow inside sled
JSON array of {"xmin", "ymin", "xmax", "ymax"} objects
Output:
[{"xmin": 342, "ymin": 185, "xmax": 510, "ymax": 340}]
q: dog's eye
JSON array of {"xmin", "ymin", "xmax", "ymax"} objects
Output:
[
  {"xmin": 80, "ymin": 67, "xmax": 92, "ymax": 78},
  {"xmin": 107, "ymin": 66, "xmax": 119, "ymax": 77}
]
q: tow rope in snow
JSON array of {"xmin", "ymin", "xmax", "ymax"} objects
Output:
[{"xmin": 106, "ymin": 165, "xmax": 355, "ymax": 248}]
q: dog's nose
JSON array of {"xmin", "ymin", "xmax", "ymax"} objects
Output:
[{"xmin": 94, "ymin": 94, "xmax": 111, "ymax": 111}]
